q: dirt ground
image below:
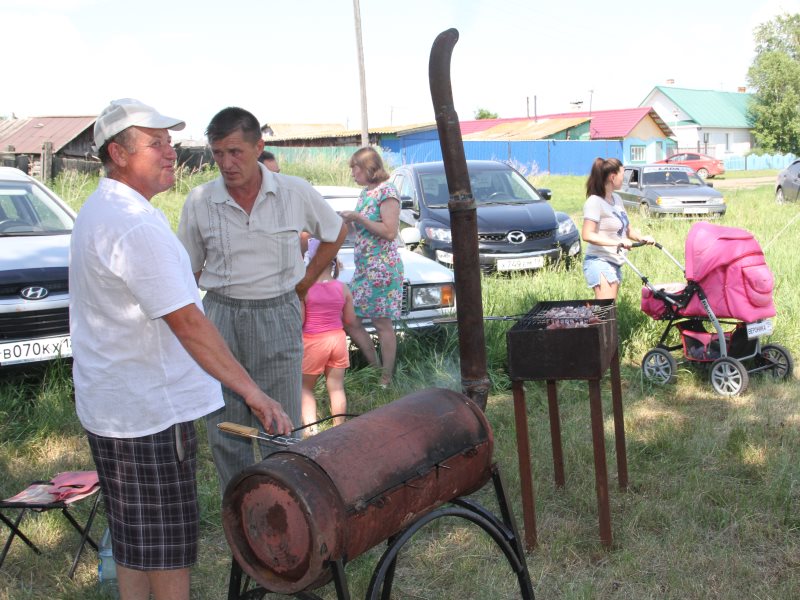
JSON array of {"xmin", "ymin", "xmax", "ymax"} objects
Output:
[{"xmin": 711, "ymin": 176, "xmax": 774, "ymax": 189}]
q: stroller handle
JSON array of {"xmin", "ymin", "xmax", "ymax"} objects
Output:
[{"xmin": 616, "ymin": 240, "xmax": 662, "ymax": 253}]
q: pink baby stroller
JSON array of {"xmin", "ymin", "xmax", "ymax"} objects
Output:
[{"xmin": 624, "ymin": 222, "xmax": 793, "ymax": 396}]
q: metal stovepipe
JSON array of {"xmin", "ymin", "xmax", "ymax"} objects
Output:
[{"xmin": 428, "ymin": 28, "xmax": 489, "ymax": 411}]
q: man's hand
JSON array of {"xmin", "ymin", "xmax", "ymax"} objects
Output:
[{"xmin": 245, "ymin": 391, "xmax": 293, "ymax": 435}]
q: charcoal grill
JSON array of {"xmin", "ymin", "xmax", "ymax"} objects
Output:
[
  {"xmin": 507, "ymin": 300, "xmax": 628, "ymax": 549},
  {"xmin": 223, "ymin": 389, "xmax": 534, "ymax": 599}
]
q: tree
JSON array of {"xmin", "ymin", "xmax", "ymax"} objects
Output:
[
  {"xmin": 747, "ymin": 14, "xmax": 800, "ymax": 154},
  {"xmin": 474, "ymin": 108, "xmax": 498, "ymax": 120}
]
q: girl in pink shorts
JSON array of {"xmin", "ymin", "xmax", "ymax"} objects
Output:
[{"xmin": 301, "ymin": 240, "xmax": 357, "ymax": 435}]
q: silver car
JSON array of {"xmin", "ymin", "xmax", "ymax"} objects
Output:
[
  {"xmin": 0, "ymin": 167, "xmax": 75, "ymax": 367},
  {"xmin": 619, "ymin": 164, "xmax": 726, "ymax": 218},
  {"xmin": 314, "ymin": 185, "xmax": 455, "ymax": 330}
]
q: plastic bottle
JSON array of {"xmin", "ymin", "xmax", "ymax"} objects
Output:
[{"xmin": 98, "ymin": 527, "xmax": 119, "ymax": 598}]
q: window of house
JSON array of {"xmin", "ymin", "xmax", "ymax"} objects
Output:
[{"xmin": 630, "ymin": 145, "xmax": 646, "ymax": 163}]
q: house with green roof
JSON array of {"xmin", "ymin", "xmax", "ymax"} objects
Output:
[{"xmin": 639, "ymin": 86, "xmax": 753, "ymax": 157}]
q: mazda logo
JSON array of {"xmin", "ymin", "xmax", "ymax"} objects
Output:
[
  {"xmin": 507, "ymin": 231, "xmax": 526, "ymax": 244},
  {"xmin": 20, "ymin": 286, "xmax": 49, "ymax": 300}
]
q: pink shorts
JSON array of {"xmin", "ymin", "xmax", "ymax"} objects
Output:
[{"xmin": 302, "ymin": 330, "xmax": 350, "ymax": 375}]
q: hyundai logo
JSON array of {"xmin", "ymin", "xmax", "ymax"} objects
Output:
[
  {"xmin": 20, "ymin": 286, "xmax": 49, "ymax": 300},
  {"xmin": 507, "ymin": 231, "xmax": 526, "ymax": 244}
]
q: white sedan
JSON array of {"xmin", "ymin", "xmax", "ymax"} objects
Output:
[{"xmin": 315, "ymin": 186, "xmax": 456, "ymax": 330}]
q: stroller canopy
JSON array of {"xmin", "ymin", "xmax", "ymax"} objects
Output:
[{"xmin": 684, "ymin": 222, "xmax": 775, "ymax": 321}]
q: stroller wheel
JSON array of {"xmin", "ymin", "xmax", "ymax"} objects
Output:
[
  {"xmin": 642, "ymin": 348, "xmax": 677, "ymax": 385},
  {"xmin": 756, "ymin": 344, "xmax": 794, "ymax": 380},
  {"xmin": 710, "ymin": 357, "xmax": 749, "ymax": 396}
]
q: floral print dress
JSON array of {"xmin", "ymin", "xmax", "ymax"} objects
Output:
[{"xmin": 350, "ymin": 181, "xmax": 404, "ymax": 319}]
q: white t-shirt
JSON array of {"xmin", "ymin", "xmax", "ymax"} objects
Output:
[
  {"xmin": 178, "ymin": 163, "xmax": 343, "ymax": 300},
  {"xmin": 582, "ymin": 193, "xmax": 630, "ymax": 265},
  {"xmin": 69, "ymin": 178, "xmax": 224, "ymax": 438}
]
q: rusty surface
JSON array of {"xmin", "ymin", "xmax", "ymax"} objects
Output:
[
  {"xmin": 222, "ymin": 388, "xmax": 494, "ymax": 594},
  {"xmin": 429, "ymin": 28, "xmax": 489, "ymax": 411},
  {"xmin": 507, "ymin": 300, "xmax": 618, "ymax": 381}
]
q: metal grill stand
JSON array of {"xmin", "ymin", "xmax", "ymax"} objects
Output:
[
  {"xmin": 507, "ymin": 300, "xmax": 629, "ymax": 549},
  {"xmin": 226, "ymin": 465, "xmax": 534, "ymax": 600}
]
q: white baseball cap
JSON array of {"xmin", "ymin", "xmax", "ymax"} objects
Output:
[{"xmin": 93, "ymin": 98, "xmax": 185, "ymax": 149}]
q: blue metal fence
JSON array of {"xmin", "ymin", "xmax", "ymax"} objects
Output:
[{"xmin": 724, "ymin": 153, "xmax": 796, "ymax": 171}]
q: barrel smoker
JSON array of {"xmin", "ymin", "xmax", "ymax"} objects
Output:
[{"xmin": 223, "ymin": 27, "xmax": 533, "ymax": 599}]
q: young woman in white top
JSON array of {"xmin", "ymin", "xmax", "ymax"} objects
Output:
[{"xmin": 581, "ymin": 157, "xmax": 654, "ymax": 300}]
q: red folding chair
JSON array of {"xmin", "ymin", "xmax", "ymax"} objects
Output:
[{"xmin": 0, "ymin": 470, "xmax": 102, "ymax": 578}]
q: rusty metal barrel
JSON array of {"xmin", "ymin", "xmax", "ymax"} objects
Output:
[{"xmin": 222, "ymin": 388, "xmax": 494, "ymax": 594}]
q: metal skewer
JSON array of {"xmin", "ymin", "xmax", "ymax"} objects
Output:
[{"xmin": 217, "ymin": 422, "xmax": 300, "ymax": 447}]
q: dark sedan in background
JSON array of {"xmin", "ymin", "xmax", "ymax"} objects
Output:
[
  {"xmin": 620, "ymin": 164, "xmax": 726, "ymax": 218},
  {"xmin": 390, "ymin": 161, "xmax": 581, "ymax": 273},
  {"xmin": 0, "ymin": 167, "xmax": 74, "ymax": 368},
  {"xmin": 775, "ymin": 159, "xmax": 800, "ymax": 204}
]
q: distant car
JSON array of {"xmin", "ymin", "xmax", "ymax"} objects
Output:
[
  {"xmin": 619, "ymin": 164, "xmax": 726, "ymax": 218},
  {"xmin": 0, "ymin": 167, "xmax": 75, "ymax": 368},
  {"xmin": 775, "ymin": 159, "xmax": 800, "ymax": 204},
  {"xmin": 655, "ymin": 153, "xmax": 725, "ymax": 179},
  {"xmin": 314, "ymin": 185, "xmax": 455, "ymax": 330},
  {"xmin": 389, "ymin": 161, "xmax": 581, "ymax": 273}
]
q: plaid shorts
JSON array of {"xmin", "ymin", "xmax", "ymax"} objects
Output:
[{"xmin": 87, "ymin": 422, "xmax": 199, "ymax": 570}]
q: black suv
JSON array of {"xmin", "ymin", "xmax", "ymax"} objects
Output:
[{"xmin": 391, "ymin": 161, "xmax": 581, "ymax": 272}]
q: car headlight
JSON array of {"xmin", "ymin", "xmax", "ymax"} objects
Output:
[
  {"xmin": 424, "ymin": 226, "xmax": 452, "ymax": 243},
  {"xmin": 709, "ymin": 197, "xmax": 725, "ymax": 205},
  {"xmin": 557, "ymin": 218, "xmax": 576, "ymax": 236},
  {"xmin": 411, "ymin": 284, "xmax": 455, "ymax": 309},
  {"xmin": 656, "ymin": 196, "xmax": 680, "ymax": 207}
]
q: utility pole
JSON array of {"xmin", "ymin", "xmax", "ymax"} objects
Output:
[{"xmin": 353, "ymin": 0, "xmax": 369, "ymax": 147}]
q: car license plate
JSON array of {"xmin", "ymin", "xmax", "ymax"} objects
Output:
[
  {"xmin": 0, "ymin": 335, "xmax": 72, "ymax": 366},
  {"xmin": 746, "ymin": 319, "xmax": 773, "ymax": 339},
  {"xmin": 496, "ymin": 256, "xmax": 545, "ymax": 272},
  {"xmin": 684, "ymin": 207, "xmax": 709, "ymax": 215}
]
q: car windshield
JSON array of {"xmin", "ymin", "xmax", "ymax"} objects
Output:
[
  {"xmin": 0, "ymin": 182, "xmax": 73, "ymax": 235},
  {"xmin": 419, "ymin": 167, "xmax": 543, "ymax": 207},
  {"xmin": 642, "ymin": 168, "xmax": 705, "ymax": 186}
]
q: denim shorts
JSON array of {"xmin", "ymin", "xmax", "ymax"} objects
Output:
[{"xmin": 582, "ymin": 255, "xmax": 623, "ymax": 288}]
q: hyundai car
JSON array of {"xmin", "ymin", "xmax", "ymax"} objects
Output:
[{"xmin": 0, "ymin": 167, "xmax": 75, "ymax": 368}]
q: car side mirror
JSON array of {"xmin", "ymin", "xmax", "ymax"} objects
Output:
[
  {"xmin": 706, "ymin": 182, "xmax": 714, "ymax": 188},
  {"xmin": 400, "ymin": 195, "xmax": 414, "ymax": 210},
  {"xmin": 537, "ymin": 188, "xmax": 552, "ymax": 201},
  {"xmin": 400, "ymin": 227, "xmax": 421, "ymax": 246}
]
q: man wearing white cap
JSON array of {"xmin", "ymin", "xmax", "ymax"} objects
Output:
[{"xmin": 70, "ymin": 99, "xmax": 292, "ymax": 600}]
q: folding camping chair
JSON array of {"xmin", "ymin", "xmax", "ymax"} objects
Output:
[{"xmin": 0, "ymin": 470, "xmax": 102, "ymax": 578}]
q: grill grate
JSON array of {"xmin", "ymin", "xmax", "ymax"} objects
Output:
[
  {"xmin": 518, "ymin": 303, "xmax": 616, "ymax": 330},
  {"xmin": 0, "ymin": 307, "xmax": 70, "ymax": 341}
]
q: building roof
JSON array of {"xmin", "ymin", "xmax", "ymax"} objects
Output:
[
  {"xmin": 0, "ymin": 116, "xmax": 95, "ymax": 154},
  {"xmin": 642, "ymin": 86, "xmax": 753, "ymax": 128},
  {"xmin": 262, "ymin": 122, "xmax": 436, "ymax": 143},
  {"xmin": 463, "ymin": 116, "xmax": 590, "ymax": 140},
  {"xmin": 459, "ymin": 108, "xmax": 673, "ymax": 140}
]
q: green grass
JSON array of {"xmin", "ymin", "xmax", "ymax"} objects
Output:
[{"xmin": 1, "ymin": 161, "xmax": 798, "ymax": 599}]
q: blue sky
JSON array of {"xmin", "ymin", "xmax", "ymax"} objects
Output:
[{"xmin": 2, "ymin": 0, "xmax": 797, "ymax": 139}]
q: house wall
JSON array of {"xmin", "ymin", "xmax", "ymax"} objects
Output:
[{"xmin": 645, "ymin": 90, "xmax": 754, "ymax": 158}]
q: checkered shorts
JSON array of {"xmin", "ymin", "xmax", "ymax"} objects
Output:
[{"xmin": 87, "ymin": 422, "xmax": 199, "ymax": 570}]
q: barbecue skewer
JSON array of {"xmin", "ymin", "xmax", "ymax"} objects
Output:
[{"xmin": 217, "ymin": 422, "xmax": 300, "ymax": 446}]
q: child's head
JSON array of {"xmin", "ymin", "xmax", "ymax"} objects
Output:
[{"xmin": 306, "ymin": 237, "xmax": 341, "ymax": 280}]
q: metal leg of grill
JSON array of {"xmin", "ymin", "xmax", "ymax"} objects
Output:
[
  {"xmin": 588, "ymin": 379, "xmax": 613, "ymax": 548},
  {"xmin": 546, "ymin": 379, "xmax": 565, "ymax": 488},
  {"xmin": 610, "ymin": 349, "xmax": 629, "ymax": 490},
  {"xmin": 512, "ymin": 380, "xmax": 538, "ymax": 550}
]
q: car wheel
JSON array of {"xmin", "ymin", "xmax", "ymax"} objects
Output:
[
  {"xmin": 775, "ymin": 187, "xmax": 785, "ymax": 204},
  {"xmin": 642, "ymin": 348, "xmax": 677, "ymax": 385},
  {"xmin": 638, "ymin": 203, "xmax": 650, "ymax": 218},
  {"xmin": 756, "ymin": 343, "xmax": 794, "ymax": 380},
  {"xmin": 709, "ymin": 357, "xmax": 749, "ymax": 396},
  {"xmin": 697, "ymin": 168, "xmax": 709, "ymax": 179}
]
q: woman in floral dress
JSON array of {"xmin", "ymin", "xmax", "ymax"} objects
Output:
[{"xmin": 339, "ymin": 147, "xmax": 404, "ymax": 386}]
